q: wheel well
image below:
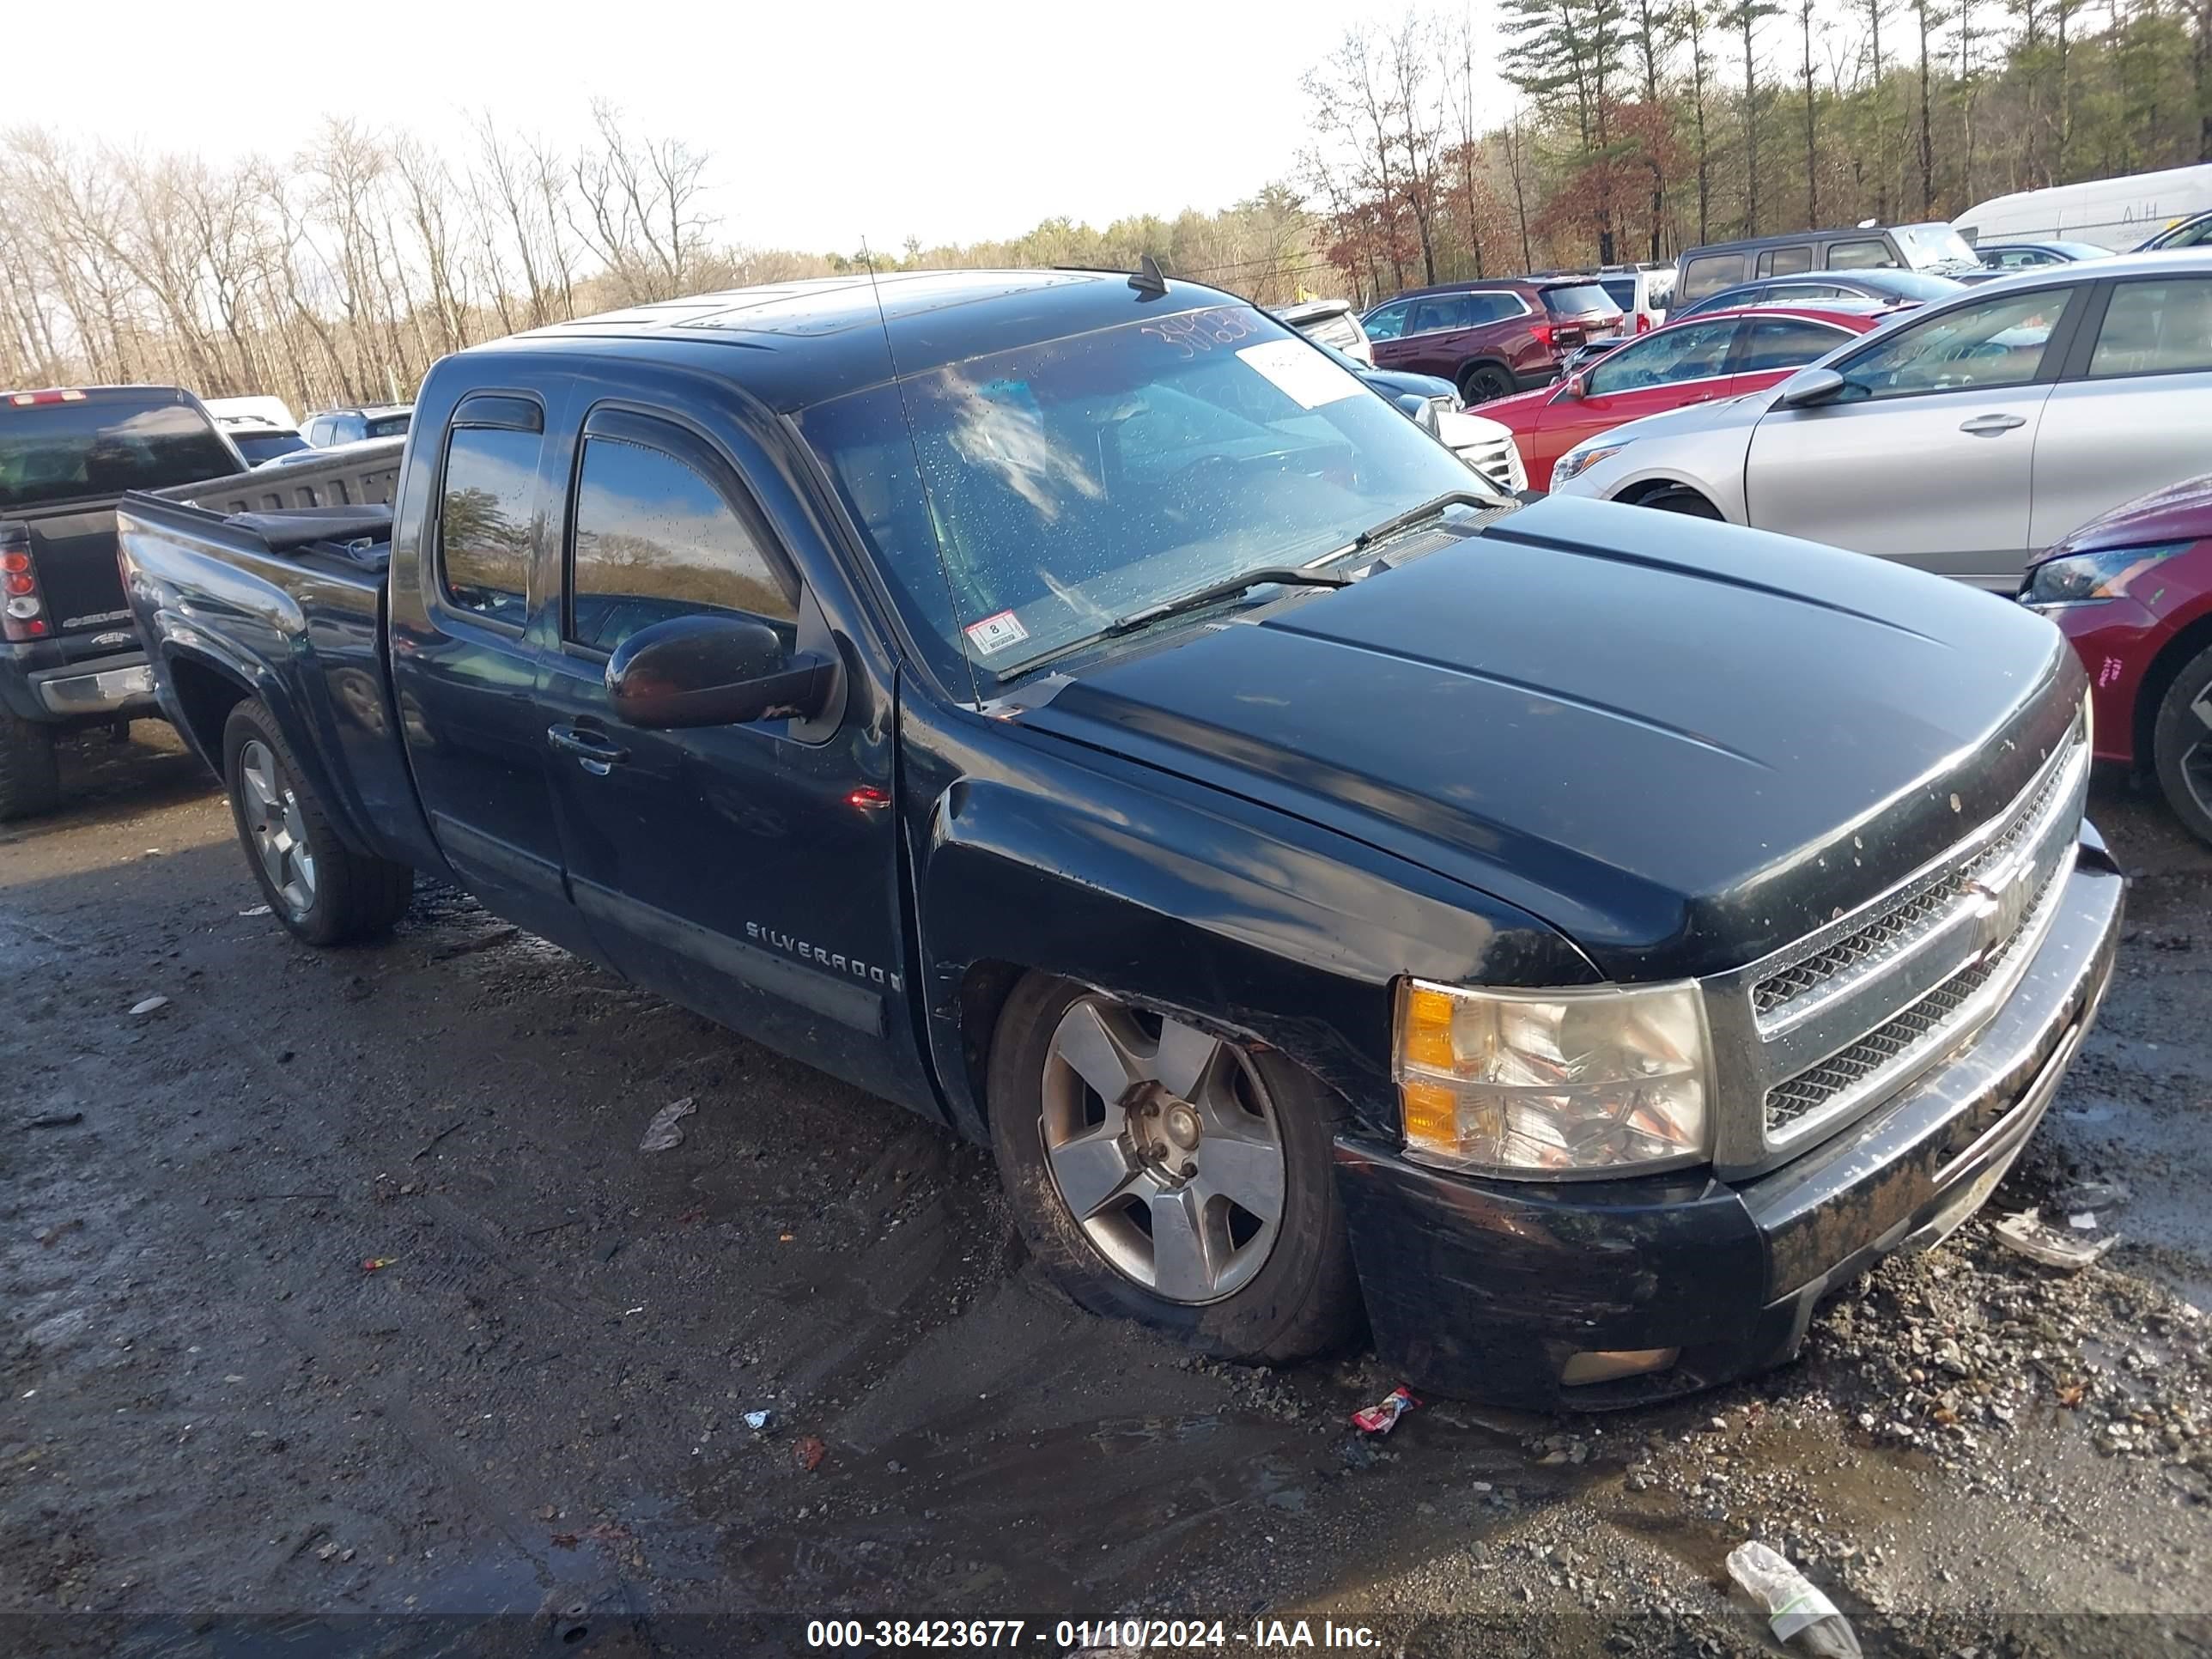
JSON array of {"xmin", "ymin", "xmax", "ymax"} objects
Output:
[
  {"xmin": 1615, "ymin": 477, "xmax": 1710, "ymax": 510},
  {"xmin": 954, "ymin": 957, "xmax": 1026, "ymax": 1125},
  {"xmin": 167, "ymin": 655, "xmax": 252, "ymax": 768},
  {"xmin": 2132, "ymin": 610, "xmax": 2212, "ymax": 775}
]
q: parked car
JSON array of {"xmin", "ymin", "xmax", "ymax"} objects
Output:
[
  {"xmin": 213, "ymin": 414, "xmax": 312, "ymax": 466},
  {"xmin": 2021, "ymin": 474, "xmax": 2212, "ymax": 844},
  {"xmin": 0, "ymin": 385, "xmax": 244, "ymax": 816},
  {"xmin": 1362, "ymin": 278, "xmax": 1627, "ymax": 404},
  {"xmin": 115, "ymin": 269, "xmax": 2120, "ymax": 1411},
  {"xmin": 1478, "ymin": 306, "xmax": 1882, "ymax": 490},
  {"xmin": 1312, "ymin": 342, "xmax": 1528, "ymax": 494},
  {"xmin": 1674, "ymin": 223, "xmax": 1983, "ymax": 307},
  {"xmin": 1956, "ymin": 164, "xmax": 2212, "ymax": 253},
  {"xmin": 1537, "ymin": 264, "xmax": 1674, "ymax": 333},
  {"xmin": 1279, "ymin": 298, "xmax": 1373, "ymax": 365},
  {"xmin": 1969, "ymin": 240, "xmax": 2116, "ymax": 274},
  {"xmin": 1548, "ymin": 252, "xmax": 2212, "ymax": 588},
  {"xmin": 1671, "ymin": 268, "xmax": 1964, "ymax": 319},
  {"xmin": 302, "ymin": 404, "xmax": 412, "ymax": 447},
  {"xmin": 203, "ymin": 394, "xmax": 299, "ymax": 431},
  {"xmin": 2135, "ymin": 209, "xmax": 2212, "ymax": 253}
]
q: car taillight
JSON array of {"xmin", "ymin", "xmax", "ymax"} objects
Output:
[
  {"xmin": 0, "ymin": 525, "xmax": 48, "ymax": 641},
  {"xmin": 4, "ymin": 387, "xmax": 88, "ymax": 407},
  {"xmin": 1636, "ymin": 313, "xmax": 1652, "ymax": 333},
  {"xmin": 1529, "ymin": 321, "xmax": 1555, "ymax": 349}
]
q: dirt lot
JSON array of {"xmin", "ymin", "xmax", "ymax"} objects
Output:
[{"xmin": 5, "ymin": 726, "xmax": 2212, "ymax": 1658}]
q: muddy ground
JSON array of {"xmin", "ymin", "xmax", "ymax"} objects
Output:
[{"xmin": 4, "ymin": 726, "xmax": 2212, "ymax": 1658}]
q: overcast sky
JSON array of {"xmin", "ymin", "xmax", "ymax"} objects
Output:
[{"xmin": 15, "ymin": 0, "xmax": 1504, "ymax": 253}]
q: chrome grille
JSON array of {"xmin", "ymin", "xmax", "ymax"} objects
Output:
[
  {"xmin": 1454, "ymin": 434, "xmax": 1525, "ymax": 495},
  {"xmin": 1751, "ymin": 731, "xmax": 2083, "ymax": 1030}
]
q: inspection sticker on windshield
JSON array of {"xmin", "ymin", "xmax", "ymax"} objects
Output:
[
  {"xmin": 1236, "ymin": 339, "xmax": 1364, "ymax": 410},
  {"xmin": 963, "ymin": 610, "xmax": 1030, "ymax": 655}
]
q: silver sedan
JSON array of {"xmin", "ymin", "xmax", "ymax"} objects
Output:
[{"xmin": 1547, "ymin": 252, "xmax": 2212, "ymax": 588}]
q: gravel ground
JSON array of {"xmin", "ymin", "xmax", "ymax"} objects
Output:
[{"xmin": 3, "ymin": 726, "xmax": 2210, "ymax": 1658}]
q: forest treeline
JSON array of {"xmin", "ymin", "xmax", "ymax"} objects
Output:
[{"xmin": 2, "ymin": 0, "xmax": 2206, "ymax": 406}]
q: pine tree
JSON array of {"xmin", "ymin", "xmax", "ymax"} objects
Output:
[{"xmin": 1724, "ymin": 0, "xmax": 1784, "ymax": 234}]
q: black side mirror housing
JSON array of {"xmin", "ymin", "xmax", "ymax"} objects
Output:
[
  {"xmin": 606, "ymin": 613, "xmax": 835, "ymax": 729},
  {"xmin": 1774, "ymin": 366, "xmax": 1847, "ymax": 410}
]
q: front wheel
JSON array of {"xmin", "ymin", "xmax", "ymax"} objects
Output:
[
  {"xmin": 222, "ymin": 699, "xmax": 413, "ymax": 945},
  {"xmin": 2152, "ymin": 642, "xmax": 2212, "ymax": 846},
  {"xmin": 988, "ymin": 975, "xmax": 1361, "ymax": 1363}
]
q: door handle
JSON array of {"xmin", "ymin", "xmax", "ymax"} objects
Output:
[
  {"xmin": 546, "ymin": 723, "xmax": 629, "ymax": 775},
  {"xmin": 1959, "ymin": 412, "xmax": 2027, "ymax": 434}
]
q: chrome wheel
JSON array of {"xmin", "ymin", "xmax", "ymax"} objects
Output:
[
  {"xmin": 2183, "ymin": 683, "xmax": 2212, "ymax": 820},
  {"xmin": 1038, "ymin": 995, "xmax": 1285, "ymax": 1304},
  {"xmin": 239, "ymin": 738, "xmax": 317, "ymax": 915}
]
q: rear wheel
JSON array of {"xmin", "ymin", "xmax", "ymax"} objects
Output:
[
  {"xmin": 222, "ymin": 699, "xmax": 413, "ymax": 945},
  {"xmin": 1458, "ymin": 362, "xmax": 1515, "ymax": 405},
  {"xmin": 0, "ymin": 710, "xmax": 61, "ymax": 822},
  {"xmin": 2152, "ymin": 642, "xmax": 2212, "ymax": 846},
  {"xmin": 1638, "ymin": 484, "xmax": 1725, "ymax": 520},
  {"xmin": 988, "ymin": 974, "xmax": 1360, "ymax": 1363}
]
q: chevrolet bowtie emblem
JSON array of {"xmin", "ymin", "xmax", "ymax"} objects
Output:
[{"xmin": 1964, "ymin": 859, "xmax": 2034, "ymax": 964}]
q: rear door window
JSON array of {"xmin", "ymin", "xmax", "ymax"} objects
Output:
[
  {"xmin": 437, "ymin": 422, "xmax": 542, "ymax": 628},
  {"xmin": 1408, "ymin": 295, "xmax": 1473, "ymax": 335},
  {"xmin": 1757, "ymin": 245, "xmax": 1814, "ymax": 276},
  {"xmin": 1464, "ymin": 291, "xmax": 1528, "ymax": 325},
  {"xmin": 565, "ymin": 426, "xmax": 797, "ymax": 653},
  {"xmin": 1736, "ymin": 317, "xmax": 1854, "ymax": 372},
  {"xmin": 0, "ymin": 398, "xmax": 238, "ymax": 509},
  {"xmin": 1680, "ymin": 253, "xmax": 1747, "ymax": 301},
  {"xmin": 2087, "ymin": 279, "xmax": 2212, "ymax": 378},
  {"xmin": 1826, "ymin": 240, "xmax": 1896, "ymax": 270}
]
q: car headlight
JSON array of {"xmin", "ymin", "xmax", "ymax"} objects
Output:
[
  {"xmin": 1552, "ymin": 441, "xmax": 1629, "ymax": 484},
  {"xmin": 2021, "ymin": 541, "xmax": 2191, "ymax": 608},
  {"xmin": 1395, "ymin": 978, "xmax": 1712, "ymax": 1177}
]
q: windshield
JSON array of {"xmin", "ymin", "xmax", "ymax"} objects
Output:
[
  {"xmin": 0, "ymin": 398, "xmax": 238, "ymax": 510},
  {"xmin": 366, "ymin": 414, "xmax": 411, "ymax": 439},
  {"xmin": 1893, "ymin": 224, "xmax": 1980, "ymax": 269},
  {"xmin": 799, "ymin": 304, "xmax": 1490, "ymax": 691}
]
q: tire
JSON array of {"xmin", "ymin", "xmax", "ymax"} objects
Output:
[
  {"xmin": 2151, "ymin": 641, "xmax": 2212, "ymax": 846},
  {"xmin": 222, "ymin": 699, "xmax": 413, "ymax": 945},
  {"xmin": 1458, "ymin": 362, "xmax": 1515, "ymax": 405},
  {"xmin": 0, "ymin": 709, "xmax": 62, "ymax": 822},
  {"xmin": 1639, "ymin": 485, "xmax": 1725, "ymax": 520},
  {"xmin": 987, "ymin": 973, "xmax": 1361, "ymax": 1364}
]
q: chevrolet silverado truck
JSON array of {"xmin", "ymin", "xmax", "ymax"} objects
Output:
[
  {"xmin": 0, "ymin": 380, "xmax": 400, "ymax": 819},
  {"xmin": 114, "ymin": 271, "xmax": 2122, "ymax": 1408}
]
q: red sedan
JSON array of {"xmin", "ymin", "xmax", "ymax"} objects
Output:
[
  {"xmin": 1478, "ymin": 305, "xmax": 1884, "ymax": 489},
  {"xmin": 2022, "ymin": 475, "xmax": 2212, "ymax": 844}
]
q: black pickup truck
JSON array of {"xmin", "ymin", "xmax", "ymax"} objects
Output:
[{"xmin": 116, "ymin": 271, "xmax": 2122, "ymax": 1408}]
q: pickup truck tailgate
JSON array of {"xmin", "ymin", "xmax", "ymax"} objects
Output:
[{"xmin": 21, "ymin": 497, "xmax": 135, "ymax": 640}]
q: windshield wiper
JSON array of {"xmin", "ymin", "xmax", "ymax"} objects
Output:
[
  {"xmin": 1103, "ymin": 565, "xmax": 1351, "ymax": 637},
  {"xmin": 1340, "ymin": 489, "xmax": 1498, "ymax": 557}
]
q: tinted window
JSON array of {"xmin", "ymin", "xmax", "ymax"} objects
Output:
[
  {"xmin": 1409, "ymin": 295, "xmax": 1472, "ymax": 334},
  {"xmin": 1834, "ymin": 288, "xmax": 2077, "ymax": 401},
  {"xmin": 1680, "ymin": 253, "xmax": 1747, "ymax": 300},
  {"xmin": 1758, "ymin": 245, "xmax": 1814, "ymax": 276},
  {"xmin": 1363, "ymin": 301, "xmax": 1410, "ymax": 341},
  {"xmin": 1600, "ymin": 276, "xmax": 1638, "ymax": 312},
  {"xmin": 367, "ymin": 414, "xmax": 411, "ymax": 439},
  {"xmin": 1584, "ymin": 319, "xmax": 1739, "ymax": 394},
  {"xmin": 1767, "ymin": 283, "xmax": 1851, "ymax": 301},
  {"xmin": 331, "ymin": 416, "xmax": 366, "ymax": 444},
  {"xmin": 1738, "ymin": 317, "xmax": 1851, "ymax": 372},
  {"xmin": 438, "ymin": 425, "xmax": 540, "ymax": 626},
  {"xmin": 567, "ymin": 435, "xmax": 796, "ymax": 652},
  {"xmin": 2087, "ymin": 280, "xmax": 2212, "ymax": 378},
  {"xmin": 1826, "ymin": 240, "xmax": 1895, "ymax": 270},
  {"xmin": 0, "ymin": 397, "xmax": 239, "ymax": 510},
  {"xmin": 231, "ymin": 431, "xmax": 307, "ymax": 465},
  {"xmin": 1465, "ymin": 291, "xmax": 1528, "ymax": 325},
  {"xmin": 1992, "ymin": 248, "xmax": 2057, "ymax": 270},
  {"xmin": 1540, "ymin": 283, "xmax": 1620, "ymax": 319}
]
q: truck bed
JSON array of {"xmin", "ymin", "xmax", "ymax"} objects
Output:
[{"xmin": 116, "ymin": 491, "xmax": 433, "ymax": 871}]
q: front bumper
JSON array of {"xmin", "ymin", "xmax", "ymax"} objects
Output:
[{"xmin": 1334, "ymin": 839, "xmax": 2124, "ymax": 1411}]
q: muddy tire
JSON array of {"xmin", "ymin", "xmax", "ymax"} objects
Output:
[
  {"xmin": 0, "ymin": 708, "xmax": 61, "ymax": 822},
  {"xmin": 2152, "ymin": 641, "xmax": 2212, "ymax": 847},
  {"xmin": 988, "ymin": 973, "xmax": 1361, "ymax": 1364},
  {"xmin": 222, "ymin": 699, "xmax": 413, "ymax": 945}
]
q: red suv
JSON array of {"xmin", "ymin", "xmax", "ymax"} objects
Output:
[{"xmin": 1361, "ymin": 279, "xmax": 1627, "ymax": 404}]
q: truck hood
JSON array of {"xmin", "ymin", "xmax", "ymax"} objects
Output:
[{"xmin": 1021, "ymin": 495, "xmax": 2080, "ymax": 981}]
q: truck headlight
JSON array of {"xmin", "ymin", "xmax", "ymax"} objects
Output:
[
  {"xmin": 1395, "ymin": 979, "xmax": 1712, "ymax": 1177},
  {"xmin": 1552, "ymin": 441, "xmax": 1628, "ymax": 484}
]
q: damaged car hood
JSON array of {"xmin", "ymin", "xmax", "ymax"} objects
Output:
[{"xmin": 1020, "ymin": 495, "xmax": 2081, "ymax": 980}]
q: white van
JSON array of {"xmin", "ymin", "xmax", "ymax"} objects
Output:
[{"xmin": 1954, "ymin": 164, "xmax": 2212, "ymax": 252}]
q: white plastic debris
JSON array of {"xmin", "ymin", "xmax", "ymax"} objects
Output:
[
  {"xmin": 743, "ymin": 1409, "xmax": 774, "ymax": 1431},
  {"xmin": 637, "ymin": 1096, "xmax": 696, "ymax": 1153},
  {"xmin": 2069, "ymin": 1212, "xmax": 2100, "ymax": 1231},
  {"xmin": 1994, "ymin": 1207, "xmax": 2118, "ymax": 1269},
  {"xmin": 1725, "ymin": 1540, "xmax": 1863, "ymax": 1656},
  {"xmin": 239, "ymin": 905, "xmax": 272, "ymax": 917},
  {"xmin": 130, "ymin": 995, "xmax": 169, "ymax": 1017}
]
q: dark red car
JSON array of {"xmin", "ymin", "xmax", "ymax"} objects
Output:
[
  {"xmin": 1360, "ymin": 278, "xmax": 1626, "ymax": 404},
  {"xmin": 2023, "ymin": 476, "xmax": 2212, "ymax": 843},
  {"xmin": 1474, "ymin": 305, "xmax": 1884, "ymax": 490}
]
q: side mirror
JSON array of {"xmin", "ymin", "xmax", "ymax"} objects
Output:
[
  {"xmin": 1556, "ymin": 373, "xmax": 1585, "ymax": 402},
  {"xmin": 1774, "ymin": 367, "xmax": 1847, "ymax": 410},
  {"xmin": 606, "ymin": 612, "xmax": 835, "ymax": 729}
]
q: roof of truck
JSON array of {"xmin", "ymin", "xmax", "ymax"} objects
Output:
[{"xmin": 491, "ymin": 269, "xmax": 1243, "ymax": 413}]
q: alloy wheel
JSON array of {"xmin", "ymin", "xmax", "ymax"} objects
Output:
[
  {"xmin": 2184, "ymin": 682, "xmax": 2212, "ymax": 822},
  {"xmin": 239, "ymin": 738, "xmax": 317, "ymax": 915},
  {"xmin": 1037, "ymin": 994, "xmax": 1286, "ymax": 1304}
]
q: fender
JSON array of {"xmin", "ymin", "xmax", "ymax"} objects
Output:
[{"xmin": 903, "ymin": 701, "xmax": 1601, "ymax": 1144}]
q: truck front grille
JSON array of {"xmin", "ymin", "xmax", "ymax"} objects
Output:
[{"xmin": 1454, "ymin": 433, "xmax": 1526, "ymax": 495}]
